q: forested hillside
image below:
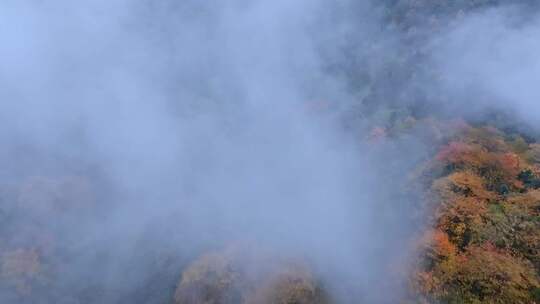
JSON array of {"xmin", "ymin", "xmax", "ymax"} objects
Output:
[{"xmin": 1, "ymin": 0, "xmax": 539, "ymax": 303}]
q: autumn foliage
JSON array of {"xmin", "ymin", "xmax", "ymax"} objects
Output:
[
  {"xmin": 173, "ymin": 246, "xmax": 330, "ymax": 304},
  {"xmin": 412, "ymin": 125, "xmax": 540, "ymax": 303}
]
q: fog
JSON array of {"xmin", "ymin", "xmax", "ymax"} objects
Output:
[
  {"xmin": 1, "ymin": 0, "xmax": 539, "ymax": 303},
  {"xmin": 429, "ymin": 4, "xmax": 540, "ymax": 130}
]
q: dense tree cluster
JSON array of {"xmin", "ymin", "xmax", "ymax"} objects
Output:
[
  {"xmin": 174, "ymin": 246, "xmax": 330, "ymax": 304},
  {"xmin": 411, "ymin": 124, "xmax": 540, "ymax": 303}
]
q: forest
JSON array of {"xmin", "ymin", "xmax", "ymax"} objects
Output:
[{"xmin": 1, "ymin": 0, "xmax": 539, "ymax": 303}]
